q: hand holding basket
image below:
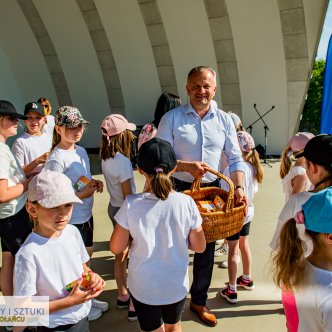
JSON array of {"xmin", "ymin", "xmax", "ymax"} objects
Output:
[{"xmin": 183, "ymin": 168, "xmax": 246, "ymax": 243}]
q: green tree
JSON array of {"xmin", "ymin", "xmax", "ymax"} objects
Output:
[{"xmin": 299, "ymin": 59, "xmax": 326, "ymax": 134}]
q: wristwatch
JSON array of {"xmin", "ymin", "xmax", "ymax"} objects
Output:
[{"xmin": 234, "ymin": 185, "xmax": 244, "ymax": 190}]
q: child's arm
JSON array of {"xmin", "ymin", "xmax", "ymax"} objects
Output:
[
  {"xmin": 22, "ymin": 152, "xmax": 50, "ymax": 174},
  {"xmin": 291, "ymin": 174, "xmax": 308, "ymax": 195},
  {"xmin": 120, "ymin": 179, "xmax": 133, "ymax": 198},
  {"xmin": 110, "ymin": 224, "xmax": 130, "ymax": 254},
  {"xmin": 0, "ymin": 178, "xmax": 31, "ymax": 203},
  {"xmin": 188, "ymin": 226, "xmax": 206, "ymax": 253}
]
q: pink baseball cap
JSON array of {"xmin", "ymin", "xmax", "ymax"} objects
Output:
[
  {"xmin": 100, "ymin": 114, "xmax": 136, "ymax": 136},
  {"xmin": 28, "ymin": 171, "xmax": 82, "ymax": 208},
  {"xmin": 288, "ymin": 132, "xmax": 314, "ymax": 153},
  {"xmin": 237, "ymin": 131, "xmax": 255, "ymax": 152}
]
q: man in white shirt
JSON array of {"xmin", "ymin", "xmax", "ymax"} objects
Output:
[{"xmin": 157, "ymin": 65, "xmax": 246, "ymax": 327}]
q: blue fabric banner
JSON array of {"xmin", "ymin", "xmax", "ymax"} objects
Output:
[{"xmin": 320, "ymin": 34, "xmax": 332, "ymax": 134}]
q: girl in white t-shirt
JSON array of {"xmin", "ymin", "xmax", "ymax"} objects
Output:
[
  {"xmin": 273, "ymin": 187, "xmax": 332, "ymax": 332},
  {"xmin": 14, "ymin": 170, "xmax": 105, "ymax": 331},
  {"xmin": 219, "ymin": 131, "xmax": 263, "ymax": 304},
  {"xmin": 99, "ymin": 114, "xmax": 136, "ymax": 320},
  {"xmin": 12, "ymin": 102, "xmax": 51, "ymax": 175},
  {"xmin": 280, "ymin": 132, "xmax": 314, "ymax": 202},
  {"xmin": 45, "ymin": 106, "xmax": 107, "ymax": 320},
  {"xmin": 110, "ymin": 137, "xmax": 206, "ymax": 332},
  {"xmin": 0, "ymin": 100, "xmax": 32, "ymax": 311},
  {"xmin": 270, "ymin": 134, "xmax": 332, "ymax": 332}
]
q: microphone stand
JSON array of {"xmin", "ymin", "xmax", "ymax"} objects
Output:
[{"xmin": 246, "ymin": 104, "xmax": 275, "ymax": 167}]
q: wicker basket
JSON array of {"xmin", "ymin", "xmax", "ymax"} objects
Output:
[{"xmin": 183, "ymin": 168, "xmax": 246, "ymax": 243}]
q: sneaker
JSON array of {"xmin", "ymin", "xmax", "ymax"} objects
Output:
[
  {"xmin": 116, "ymin": 297, "xmax": 130, "ymax": 309},
  {"xmin": 88, "ymin": 306, "xmax": 103, "ymax": 321},
  {"xmin": 215, "ymin": 239, "xmax": 224, "ymax": 245},
  {"xmin": 237, "ymin": 275, "xmax": 255, "ymax": 290},
  {"xmin": 219, "ymin": 260, "xmax": 228, "ymax": 268},
  {"xmin": 5, "ymin": 327, "xmax": 13, "ymax": 331},
  {"xmin": 219, "ymin": 286, "xmax": 238, "ymax": 304},
  {"xmin": 92, "ymin": 298, "xmax": 109, "ymax": 312},
  {"xmin": 128, "ymin": 309, "xmax": 137, "ymax": 322},
  {"xmin": 214, "ymin": 244, "xmax": 228, "ymax": 256}
]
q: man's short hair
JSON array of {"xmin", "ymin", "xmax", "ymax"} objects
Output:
[{"xmin": 187, "ymin": 66, "xmax": 217, "ymax": 82}]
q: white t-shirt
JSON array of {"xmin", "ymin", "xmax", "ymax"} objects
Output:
[
  {"xmin": 0, "ymin": 142, "xmax": 27, "ymax": 218},
  {"xmin": 282, "ymin": 166, "xmax": 312, "ymax": 202},
  {"xmin": 115, "ymin": 191, "xmax": 202, "ymax": 305},
  {"xmin": 101, "ymin": 152, "xmax": 136, "ymax": 207},
  {"xmin": 43, "ymin": 115, "xmax": 55, "ymax": 138},
  {"xmin": 223, "ymin": 161, "xmax": 258, "ymax": 224},
  {"xmin": 270, "ymin": 191, "xmax": 314, "ymax": 254},
  {"xmin": 283, "ymin": 261, "xmax": 332, "ymax": 332},
  {"xmin": 14, "ymin": 225, "xmax": 91, "ymax": 328},
  {"xmin": 45, "ymin": 145, "xmax": 93, "ymax": 224},
  {"xmin": 11, "ymin": 132, "xmax": 52, "ymax": 173}
]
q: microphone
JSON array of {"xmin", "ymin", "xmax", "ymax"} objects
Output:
[
  {"xmin": 254, "ymin": 103, "xmax": 256, "ymax": 108},
  {"xmin": 272, "ymin": 105, "xmax": 275, "ymax": 109}
]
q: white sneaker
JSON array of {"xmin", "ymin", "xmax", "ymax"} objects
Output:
[
  {"xmin": 5, "ymin": 327, "xmax": 13, "ymax": 331},
  {"xmin": 214, "ymin": 244, "xmax": 228, "ymax": 257},
  {"xmin": 215, "ymin": 239, "xmax": 224, "ymax": 245},
  {"xmin": 219, "ymin": 255, "xmax": 240, "ymax": 268},
  {"xmin": 88, "ymin": 306, "xmax": 103, "ymax": 321},
  {"xmin": 92, "ymin": 298, "xmax": 109, "ymax": 312}
]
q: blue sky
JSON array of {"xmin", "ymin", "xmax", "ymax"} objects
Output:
[{"xmin": 316, "ymin": 0, "xmax": 332, "ymax": 59}]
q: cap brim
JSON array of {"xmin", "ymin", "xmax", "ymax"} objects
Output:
[
  {"xmin": 24, "ymin": 109, "xmax": 45, "ymax": 117},
  {"xmin": 127, "ymin": 123, "xmax": 136, "ymax": 131},
  {"xmin": 0, "ymin": 111, "xmax": 28, "ymax": 120},
  {"xmin": 38, "ymin": 193, "xmax": 83, "ymax": 208},
  {"xmin": 295, "ymin": 152, "xmax": 305, "ymax": 159}
]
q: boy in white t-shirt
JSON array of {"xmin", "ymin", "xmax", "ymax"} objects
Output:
[
  {"xmin": 12, "ymin": 102, "xmax": 51, "ymax": 175},
  {"xmin": 14, "ymin": 170, "xmax": 106, "ymax": 332}
]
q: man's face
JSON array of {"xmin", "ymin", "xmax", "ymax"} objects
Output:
[{"xmin": 186, "ymin": 70, "xmax": 217, "ymax": 110}]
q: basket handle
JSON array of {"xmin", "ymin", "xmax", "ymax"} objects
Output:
[{"xmin": 190, "ymin": 168, "xmax": 234, "ymax": 211}]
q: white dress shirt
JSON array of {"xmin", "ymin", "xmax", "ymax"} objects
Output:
[{"xmin": 157, "ymin": 102, "xmax": 245, "ymax": 183}]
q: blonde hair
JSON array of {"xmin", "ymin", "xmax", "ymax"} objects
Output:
[
  {"xmin": 150, "ymin": 172, "xmax": 173, "ymax": 200},
  {"xmin": 279, "ymin": 146, "xmax": 293, "ymax": 179},
  {"xmin": 272, "ymin": 219, "xmax": 325, "ymax": 292},
  {"xmin": 244, "ymin": 149, "xmax": 264, "ymax": 183},
  {"xmin": 37, "ymin": 97, "xmax": 52, "ymax": 116},
  {"xmin": 272, "ymin": 219, "xmax": 306, "ymax": 291},
  {"xmin": 99, "ymin": 129, "xmax": 135, "ymax": 160}
]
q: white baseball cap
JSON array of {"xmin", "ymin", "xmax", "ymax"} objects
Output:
[{"xmin": 28, "ymin": 171, "xmax": 82, "ymax": 208}]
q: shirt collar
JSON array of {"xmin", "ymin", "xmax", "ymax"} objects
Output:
[{"xmin": 184, "ymin": 101, "xmax": 217, "ymax": 117}]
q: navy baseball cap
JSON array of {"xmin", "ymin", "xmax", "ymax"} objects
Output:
[
  {"xmin": 137, "ymin": 138, "xmax": 177, "ymax": 175},
  {"xmin": 296, "ymin": 134, "xmax": 332, "ymax": 169},
  {"xmin": 24, "ymin": 102, "xmax": 45, "ymax": 116}
]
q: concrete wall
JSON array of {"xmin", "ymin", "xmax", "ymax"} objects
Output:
[{"xmin": 0, "ymin": 0, "xmax": 328, "ymax": 152}]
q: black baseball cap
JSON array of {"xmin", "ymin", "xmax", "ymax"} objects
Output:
[
  {"xmin": 296, "ymin": 134, "xmax": 332, "ymax": 168},
  {"xmin": 24, "ymin": 102, "xmax": 45, "ymax": 116},
  {"xmin": 137, "ymin": 137, "xmax": 177, "ymax": 175},
  {"xmin": 0, "ymin": 100, "xmax": 27, "ymax": 120}
]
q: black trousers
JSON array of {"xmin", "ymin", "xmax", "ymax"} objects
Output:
[{"xmin": 172, "ymin": 177, "xmax": 218, "ymax": 306}]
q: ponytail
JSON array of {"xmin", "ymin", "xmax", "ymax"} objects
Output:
[
  {"xmin": 272, "ymin": 218, "xmax": 306, "ymax": 291},
  {"xmin": 52, "ymin": 127, "xmax": 61, "ymax": 150},
  {"xmin": 246, "ymin": 150, "xmax": 263, "ymax": 183},
  {"xmin": 150, "ymin": 172, "xmax": 173, "ymax": 200},
  {"xmin": 279, "ymin": 147, "xmax": 292, "ymax": 179}
]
